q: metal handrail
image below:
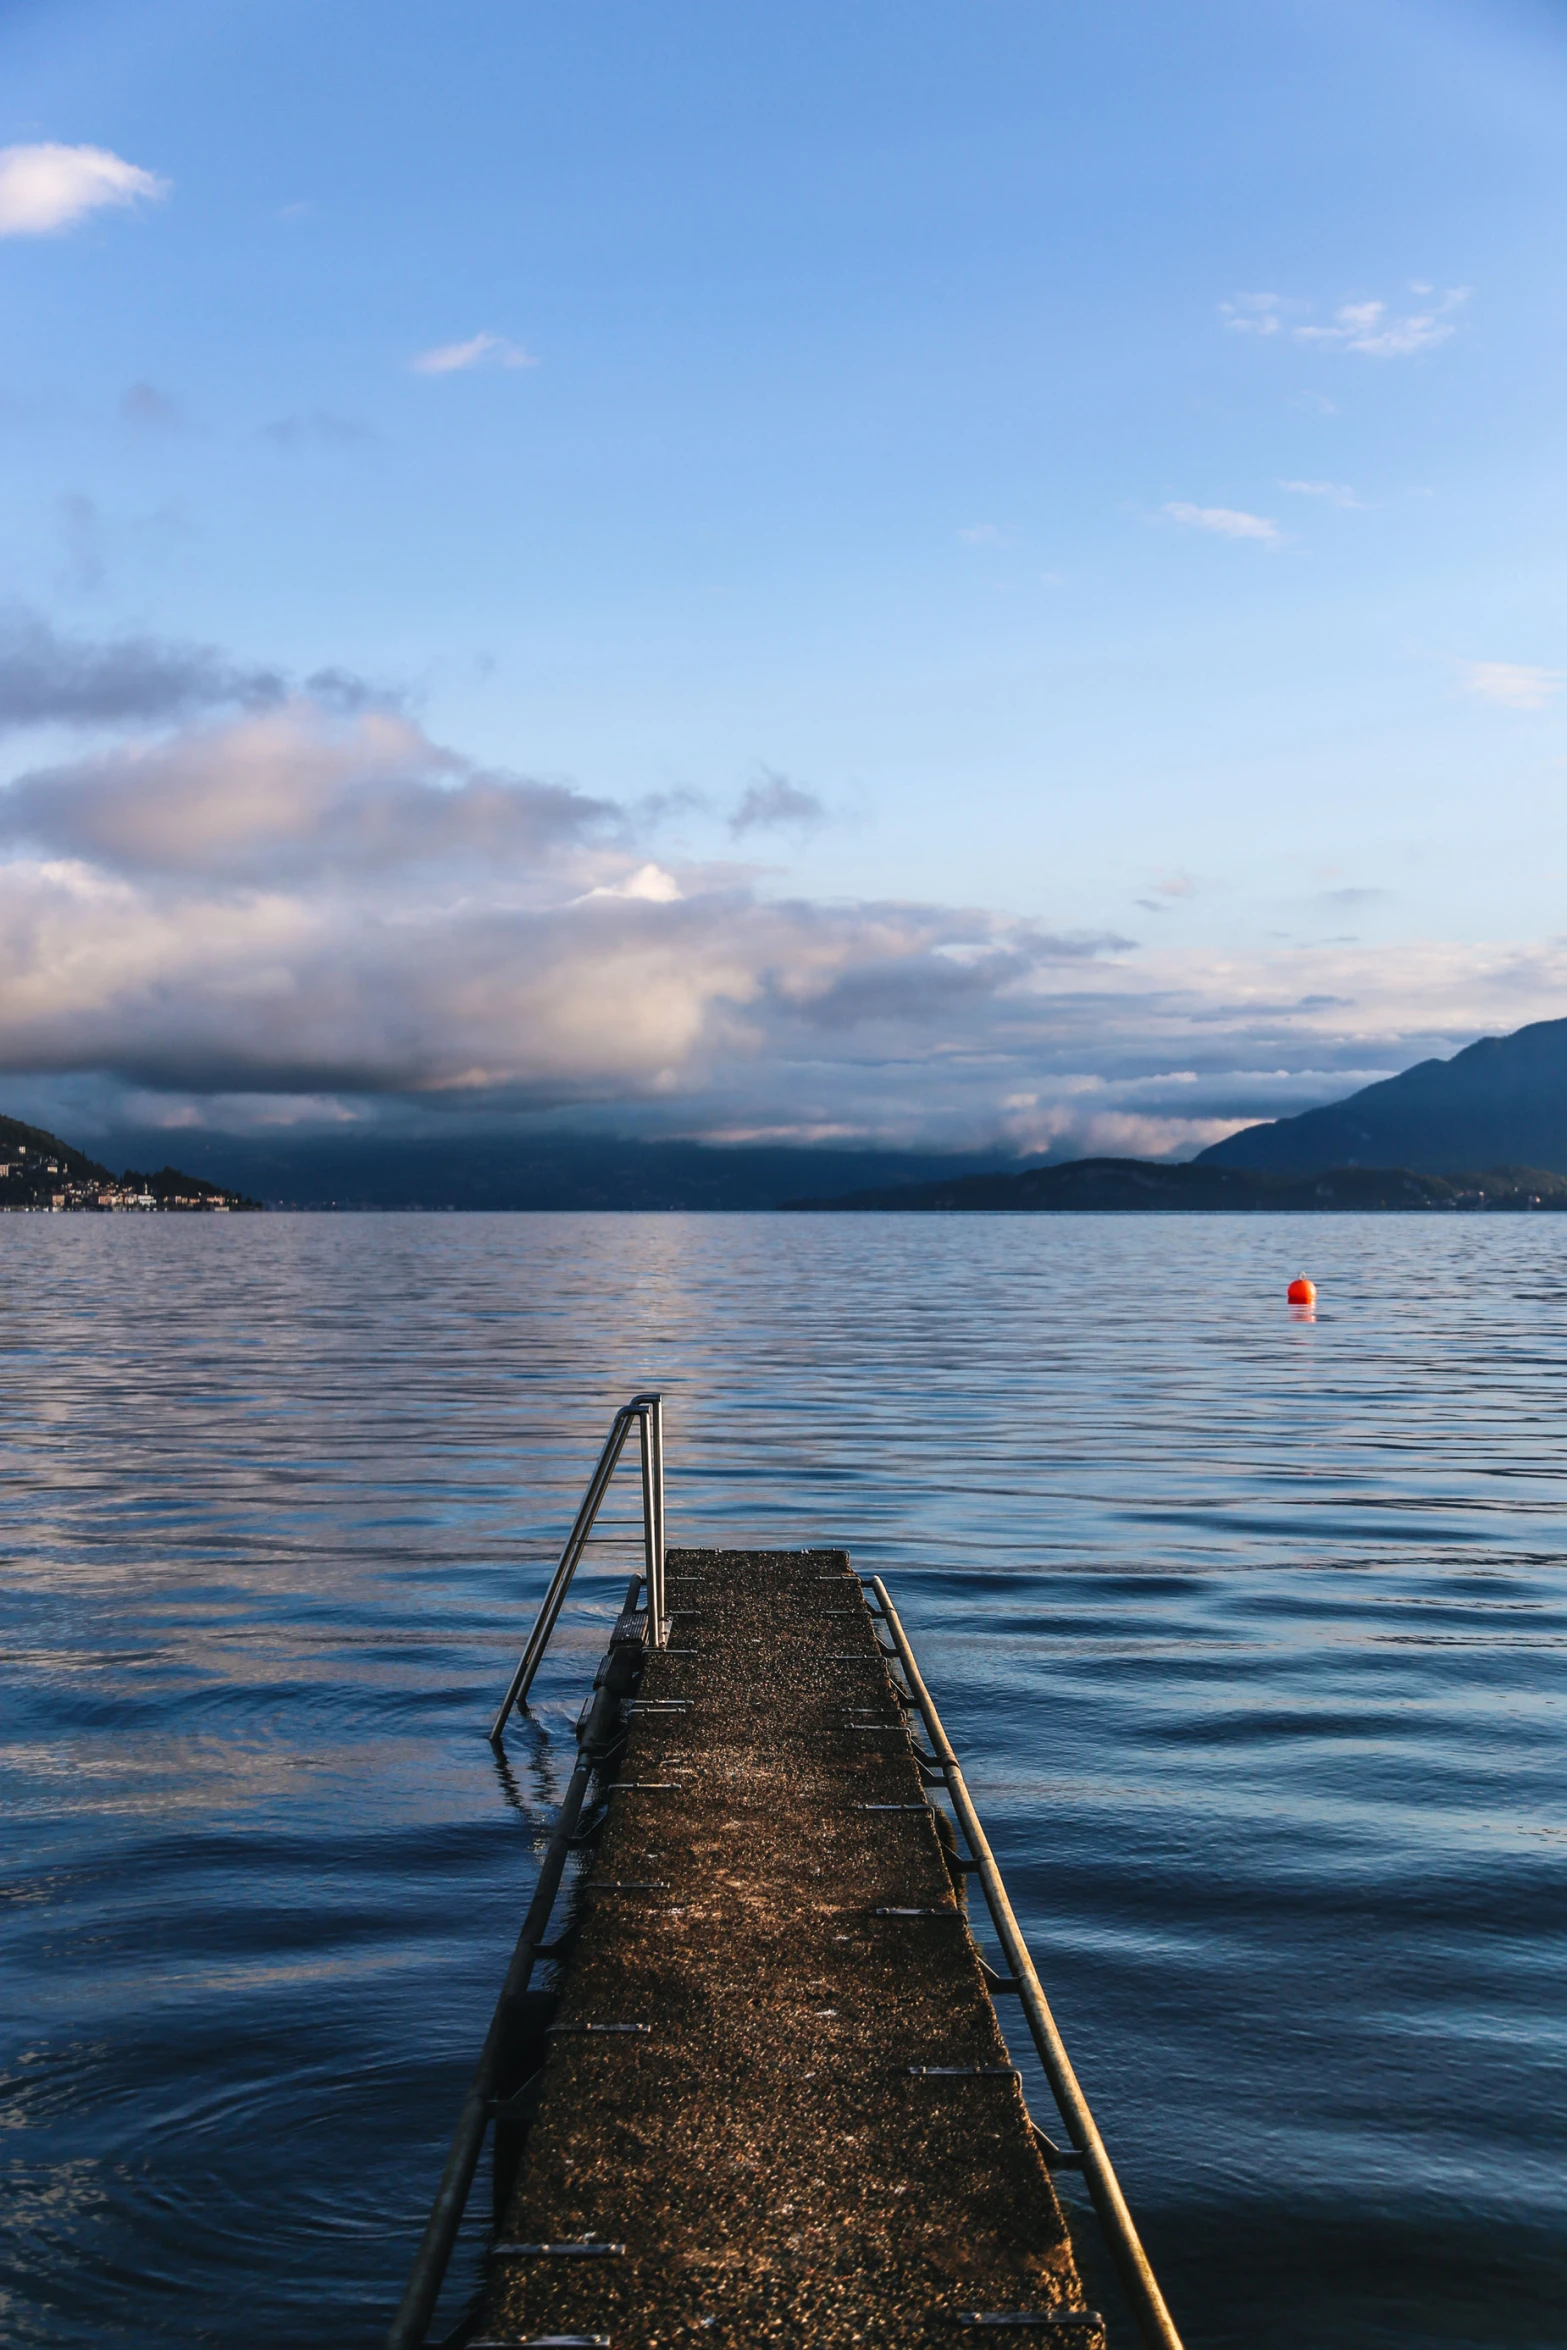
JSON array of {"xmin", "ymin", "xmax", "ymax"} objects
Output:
[
  {"xmin": 489, "ymin": 1393, "xmax": 665, "ymax": 1743},
  {"xmin": 865, "ymin": 1574, "xmax": 1185, "ymax": 2350}
]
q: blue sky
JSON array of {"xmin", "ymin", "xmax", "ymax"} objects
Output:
[{"xmin": 2, "ymin": 0, "xmax": 1566, "ymax": 1154}]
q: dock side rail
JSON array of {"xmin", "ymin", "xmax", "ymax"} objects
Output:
[
  {"xmin": 865, "ymin": 1573, "xmax": 1184, "ymax": 2350},
  {"xmin": 489, "ymin": 1390, "xmax": 665, "ymax": 1743}
]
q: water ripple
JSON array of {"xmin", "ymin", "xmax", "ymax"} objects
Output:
[{"xmin": 1, "ymin": 1211, "xmax": 1564, "ymax": 2347}]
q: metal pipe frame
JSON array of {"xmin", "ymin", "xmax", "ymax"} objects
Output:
[
  {"xmin": 864, "ymin": 1576, "xmax": 1184, "ymax": 2350},
  {"xmin": 388, "ymin": 1586, "xmax": 640, "ymax": 2350},
  {"xmin": 489, "ymin": 1394, "xmax": 666, "ymax": 1745}
]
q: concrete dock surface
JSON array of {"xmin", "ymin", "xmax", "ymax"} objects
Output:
[{"xmin": 475, "ymin": 1548, "xmax": 1100, "ymax": 2349}]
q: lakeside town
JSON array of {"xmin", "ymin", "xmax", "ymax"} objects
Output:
[{"xmin": 0, "ymin": 1132, "xmax": 255, "ymax": 1213}]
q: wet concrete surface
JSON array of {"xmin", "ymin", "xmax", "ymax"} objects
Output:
[{"xmin": 475, "ymin": 1548, "xmax": 1098, "ymax": 2348}]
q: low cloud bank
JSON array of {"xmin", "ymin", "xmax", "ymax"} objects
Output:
[
  {"xmin": 1, "ymin": 634, "xmax": 1564, "ymax": 1159},
  {"xmin": 0, "ymin": 690, "xmax": 1114, "ymax": 1117}
]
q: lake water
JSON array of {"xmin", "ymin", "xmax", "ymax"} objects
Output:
[{"xmin": 2, "ymin": 1211, "xmax": 1564, "ymax": 2350}]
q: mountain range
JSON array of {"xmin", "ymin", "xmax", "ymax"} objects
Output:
[
  {"xmin": 784, "ymin": 1160, "xmax": 1567, "ymax": 1213},
  {"xmin": 1196, "ymin": 1015, "xmax": 1567, "ymax": 1175},
  {"xmin": 8, "ymin": 1010, "xmax": 1567, "ymax": 1212},
  {"xmin": 33, "ymin": 1127, "xmax": 1025, "ymax": 1213}
]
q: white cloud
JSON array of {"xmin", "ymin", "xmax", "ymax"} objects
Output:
[
  {"xmin": 1224, "ymin": 287, "xmax": 1469, "ymax": 359},
  {"xmin": 0, "ymin": 692, "xmax": 1122, "ymax": 1116},
  {"xmin": 1163, "ymin": 502, "xmax": 1279, "ymax": 544},
  {"xmin": 1220, "ymin": 293, "xmax": 1297, "ymax": 336},
  {"xmin": 1279, "ymin": 478, "xmax": 1362, "ymax": 509},
  {"xmin": 4, "ymin": 672, "xmax": 1567, "ymax": 1162},
  {"xmin": 579, "ymin": 862, "xmax": 683, "ymax": 904},
  {"xmin": 409, "ymin": 331, "xmax": 538, "ymax": 376},
  {"xmin": 1293, "ymin": 288, "xmax": 1469, "ymax": 357},
  {"xmin": 957, "ymin": 523, "xmax": 1002, "ymax": 544},
  {"xmin": 1006, "ymin": 1107, "xmax": 1253, "ymax": 1160},
  {"xmin": 0, "ymin": 704, "xmax": 614, "ymax": 881},
  {"xmin": 1461, "ymin": 661, "xmax": 1562, "ymax": 713},
  {"xmin": 0, "ymin": 143, "xmax": 167, "ymax": 237}
]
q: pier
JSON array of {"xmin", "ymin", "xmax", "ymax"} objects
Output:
[{"xmin": 390, "ymin": 1402, "xmax": 1180, "ymax": 2350}]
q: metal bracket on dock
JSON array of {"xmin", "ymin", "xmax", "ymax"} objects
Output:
[
  {"xmin": 487, "ymin": 2068, "xmax": 546, "ymax": 2125},
  {"xmin": 1031, "ymin": 2122, "xmax": 1089, "ymax": 2171}
]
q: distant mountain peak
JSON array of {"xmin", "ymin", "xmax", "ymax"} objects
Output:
[{"xmin": 1197, "ymin": 1014, "xmax": 1567, "ymax": 1176}]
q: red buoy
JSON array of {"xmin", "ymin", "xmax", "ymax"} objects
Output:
[{"xmin": 1287, "ymin": 1275, "xmax": 1316, "ymax": 1305}]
